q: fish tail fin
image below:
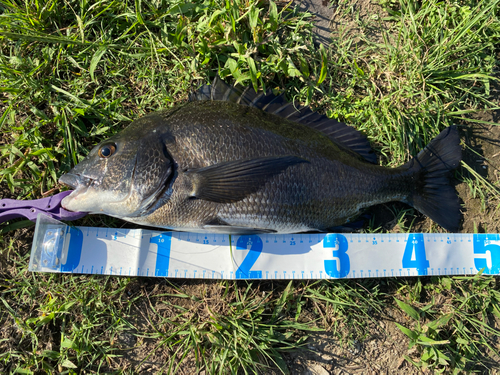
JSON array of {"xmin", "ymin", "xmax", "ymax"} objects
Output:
[{"xmin": 405, "ymin": 126, "xmax": 462, "ymax": 232}]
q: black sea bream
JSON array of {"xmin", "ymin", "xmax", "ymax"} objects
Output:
[{"xmin": 59, "ymin": 77, "xmax": 462, "ymax": 233}]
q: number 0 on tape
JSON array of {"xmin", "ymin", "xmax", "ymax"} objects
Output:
[{"xmin": 29, "ymin": 214, "xmax": 500, "ymax": 279}]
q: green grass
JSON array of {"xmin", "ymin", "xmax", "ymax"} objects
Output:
[
  {"xmin": 323, "ymin": 0, "xmax": 499, "ymax": 164},
  {"xmin": 1, "ymin": 0, "xmax": 500, "ymax": 373}
]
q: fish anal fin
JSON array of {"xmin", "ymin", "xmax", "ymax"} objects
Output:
[{"xmin": 202, "ymin": 224, "xmax": 276, "ymax": 234}]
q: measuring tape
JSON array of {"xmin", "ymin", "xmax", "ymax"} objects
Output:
[{"xmin": 28, "ymin": 214, "xmax": 500, "ymax": 279}]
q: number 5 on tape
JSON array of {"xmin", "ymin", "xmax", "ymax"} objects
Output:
[{"xmin": 474, "ymin": 233, "xmax": 500, "ymax": 274}]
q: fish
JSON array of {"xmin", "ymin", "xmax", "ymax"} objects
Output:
[{"xmin": 59, "ymin": 77, "xmax": 462, "ymax": 234}]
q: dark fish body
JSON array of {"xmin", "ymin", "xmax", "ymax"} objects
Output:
[{"xmin": 60, "ymin": 78, "xmax": 462, "ymax": 233}]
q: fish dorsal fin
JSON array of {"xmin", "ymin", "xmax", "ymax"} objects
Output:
[
  {"xmin": 287, "ymin": 108, "xmax": 378, "ymax": 164},
  {"xmin": 189, "ymin": 77, "xmax": 377, "ymax": 164}
]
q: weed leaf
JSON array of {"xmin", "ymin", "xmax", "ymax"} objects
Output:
[
  {"xmin": 61, "ymin": 359, "xmax": 78, "ymax": 369},
  {"xmin": 318, "ymin": 44, "xmax": 327, "ymax": 84},
  {"xmin": 90, "ymin": 46, "xmax": 107, "ymax": 82},
  {"xmin": 395, "ymin": 322, "xmax": 418, "ymax": 340},
  {"xmin": 395, "ymin": 298, "xmax": 420, "ymax": 321}
]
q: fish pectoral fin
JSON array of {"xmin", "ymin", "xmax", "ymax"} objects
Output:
[
  {"xmin": 202, "ymin": 225, "xmax": 277, "ymax": 234},
  {"xmin": 185, "ymin": 156, "xmax": 308, "ymax": 203}
]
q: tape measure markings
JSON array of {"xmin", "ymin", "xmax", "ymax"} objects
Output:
[{"xmin": 28, "ymin": 215, "xmax": 500, "ymax": 279}]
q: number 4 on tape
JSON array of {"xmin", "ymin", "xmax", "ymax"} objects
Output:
[{"xmin": 402, "ymin": 234, "xmax": 429, "ymax": 275}]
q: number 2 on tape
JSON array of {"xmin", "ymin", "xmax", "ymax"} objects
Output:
[{"xmin": 235, "ymin": 235, "xmax": 263, "ymax": 279}]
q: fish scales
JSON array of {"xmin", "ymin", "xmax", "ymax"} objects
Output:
[
  {"xmin": 59, "ymin": 78, "xmax": 462, "ymax": 233},
  {"xmin": 122, "ymin": 101, "xmax": 411, "ymax": 232}
]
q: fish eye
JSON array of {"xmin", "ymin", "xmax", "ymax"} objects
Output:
[{"xmin": 98, "ymin": 143, "xmax": 117, "ymax": 158}]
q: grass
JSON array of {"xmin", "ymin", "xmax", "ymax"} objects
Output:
[{"xmin": 1, "ymin": 0, "xmax": 500, "ymax": 373}]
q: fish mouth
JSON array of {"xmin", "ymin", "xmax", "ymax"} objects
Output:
[
  {"xmin": 58, "ymin": 165, "xmax": 143, "ymax": 216},
  {"xmin": 58, "ymin": 173, "xmax": 93, "ymax": 211},
  {"xmin": 59, "ymin": 173, "xmax": 90, "ymax": 190},
  {"xmin": 58, "ymin": 156, "xmax": 168, "ymax": 216}
]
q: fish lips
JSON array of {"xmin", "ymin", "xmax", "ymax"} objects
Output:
[
  {"xmin": 59, "ymin": 173, "xmax": 87, "ymax": 190},
  {"xmin": 59, "ymin": 171, "xmax": 148, "ymax": 217},
  {"xmin": 59, "ymin": 173, "xmax": 92, "ymax": 212}
]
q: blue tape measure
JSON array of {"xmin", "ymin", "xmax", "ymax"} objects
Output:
[{"xmin": 29, "ymin": 214, "xmax": 500, "ymax": 279}]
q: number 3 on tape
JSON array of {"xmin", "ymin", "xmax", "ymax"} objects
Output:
[{"xmin": 324, "ymin": 234, "xmax": 350, "ymax": 278}]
